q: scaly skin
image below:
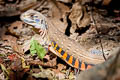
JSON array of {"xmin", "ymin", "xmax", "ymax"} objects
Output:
[{"xmin": 20, "ymin": 9, "xmax": 111, "ymax": 70}]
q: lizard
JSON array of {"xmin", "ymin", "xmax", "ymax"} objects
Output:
[{"xmin": 20, "ymin": 9, "xmax": 112, "ymax": 70}]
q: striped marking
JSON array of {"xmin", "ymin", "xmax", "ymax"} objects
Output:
[
  {"xmin": 66, "ymin": 54, "xmax": 70, "ymax": 61},
  {"xmin": 56, "ymin": 46, "xmax": 60, "ymax": 51},
  {"xmin": 72, "ymin": 57, "xmax": 76, "ymax": 66},
  {"xmin": 62, "ymin": 52, "xmax": 67, "ymax": 60},
  {"xmin": 80, "ymin": 62, "xmax": 86, "ymax": 70},
  {"xmin": 58, "ymin": 48, "xmax": 62, "ymax": 53},
  {"xmin": 61, "ymin": 50, "xmax": 65, "ymax": 56},
  {"xmin": 74, "ymin": 59, "xmax": 79, "ymax": 68},
  {"xmin": 68, "ymin": 56, "xmax": 73, "ymax": 64},
  {"xmin": 87, "ymin": 65, "xmax": 92, "ymax": 69},
  {"xmin": 51, "ymin": 41, "xmax": 93, "ymax": 70}
]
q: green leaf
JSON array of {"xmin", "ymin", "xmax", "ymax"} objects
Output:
[
  {"xmin": 30, "ymin": 38, "xmax": 37, "ymax": 56},
  {"xmin": 30, "ymin": 38, "xmax": 46, "ymax": 59}
]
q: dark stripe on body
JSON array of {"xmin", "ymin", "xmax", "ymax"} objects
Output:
[
  {"xmin": 66, "ymin": 54, "xmax": 70, "ymax": 61},
  {"xmin": 79, "ymin": 61, "xmax": 82, "ymax": 69},
  {"xmin": 72, "ymin": 57, "xmax": 76, "ymax": 66},
  {"xmin": 61, "ymin": 50, "xmax": 65, "ymax": 55},
  {"xmin": 56, "ymin": 46, "xmax": 60, "ymax": 51},
  {"xmin": 85, "ymin": 63, "xmax": 88, "ymax": 69}
]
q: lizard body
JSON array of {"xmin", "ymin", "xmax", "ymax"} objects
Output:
[{"xmin": 20, "ymin": 10, "xmax": 110, "ymax": 70}]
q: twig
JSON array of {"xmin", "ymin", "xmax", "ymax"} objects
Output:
[{"xmin": 90, "ymin": 0, "xmax": 106, "ymax": 60}]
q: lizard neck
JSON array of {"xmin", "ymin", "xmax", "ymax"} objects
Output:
[{"xmin": 42, "ymin": 30, "xmax": 51, "ymax": 47}]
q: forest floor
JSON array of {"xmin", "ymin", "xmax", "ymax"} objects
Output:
[{"xmin": 0, "ymin": 0, "xmax": 120, "ymax": 80}]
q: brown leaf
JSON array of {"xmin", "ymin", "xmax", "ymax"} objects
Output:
[
  {"xmin": 69, "ymin": 2, "xmax": 90, "ymax": 33},
  {"xmin": 50, "ymin": 1, "xmax": 70, "ymax": 19},
  {"xmin": 8, "ymin": 21, "xmax": 23, "ymax": 36},
  {"xmin": 10, "ymin": 58, "xmax": 22, "ymax": 71},
  {"xmin": 102, "ymin": 0, "xmax": 112, "ymax": 6},
  {"xmin": 57, "ymin": 63, "xmax": 66, "ymax": 71},
  {"xmin": 29, "ymin": 55, "xmax": 57, "ymax": 68},
  {"xmin": 2, "ymin": 35, "xmax": 23, "ymax": 53},
  {"xmin": 0, "ymin": 27, "xmax": 7, "ymax": 38},
  {"xmin": 9, "ymin": 58, "xmax": 27, "ymax": 80},
  {"xmin": 52, "ymin": 63, "xmax": 66, "ymax": 74},
  {"xmin": 55, "ymin": 72, "xmax": 66, "ymax": 80},
  {"xmin": 0, "ymin": 57, "xmax": 3, "ymax": 64}
]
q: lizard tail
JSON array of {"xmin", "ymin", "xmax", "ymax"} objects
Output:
[{"xmin": 51, "ymin": 41, "xmax": 94, "ymax": 70}]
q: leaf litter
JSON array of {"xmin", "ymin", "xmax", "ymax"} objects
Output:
[{"xmin": 0, "ymin": 0, "xmax": 120, "ymax": 80}]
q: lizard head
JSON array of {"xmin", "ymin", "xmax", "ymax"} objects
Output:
[{"xmin": 20, "ymin": 9, "xmax": 48, "ymax": 30}]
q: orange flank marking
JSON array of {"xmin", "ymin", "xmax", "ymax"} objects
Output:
[
  {"xmin": 87, "ymin": 65, "xmax": 92, "ymax": 69},
  {"xmin": 74, "ymin": 59, "xmax": 79, "ymax": 69},
  {"xmin": 58, "ymin": 48, "xmax": 62, "ymax": 53},
  {"xmin": 54, "ymin": 44, "xmax": 58, "ymax": 50},
  {"xmin": 81, "ymin": 62, "xmax": 85, "ymax": 70},
  {"xmin": 62, "ymin": 52, "xmax": 67, "ymax": 60},
  {"xmin": 68, "ymin": 56, "xmax": 73, "ymax": 64}
]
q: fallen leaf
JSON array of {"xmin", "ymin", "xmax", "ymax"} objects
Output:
[
  {"xmin": 10, "ymin": 58, "xmax": 22, "ymax": 71},
  {"xmin": 57, "ymin": 63, "xmax": 66, "ymax": 71},
  {"xmin": 53, "ymin": 63, "xmax": 66, "ymax": 74},
  {"xmin": 2, "ymin": 35, "xmax": 23, "ymax": 53},
  {"xmin": 8, "ymin": 54, "xmax": 17, "ymax": 61},
  {"xmin": 69, "ymin": 72, "xmax": 75, "ymax": 80},
  {"xmin": 102, "ymin": 0, "xmax": 112, "ymax": 6},
  {"xmin": 69, "ymin": 2, "xmax": 90, "ymax": 32},
  {"xmin": 8, "ymin": 21, "xmax": 23, "ymax": 36},
  {"xmin": 29, "ymin": 56, "xmax": 57, "ymax": 68},
  {"xmin": 32, "ymin": 69, "xmax": 54, "ymax": 79},
  {"xmin": 55, "ymin": 72, "xmax": 66, "ymax": 80},
  {"xmin": 30, "ymin": 38, "xmax": 46, "ymax": 59},
  {"xmin": 51, "ymin": 1, "xmax": 70, "ymax": 19},
  {"xmin": 9, "ymin": 58, "xmax": 29, "ymax": 80}
]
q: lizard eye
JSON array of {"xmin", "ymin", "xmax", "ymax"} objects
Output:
[{"xmin": 29, "ymin": 13, "xmax": 35, "ymax": 20}]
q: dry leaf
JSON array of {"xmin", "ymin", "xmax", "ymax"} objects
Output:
[
  {"xmin": 29, "ymin": 56, "xmax": 57, "ymax": 68},
  {"xmin": 2, "ymin": 35, "xmax": 23, "ymax": 53},
  {"xmin": 8, "ymin": 21, "xmax": 23, "ymax": 36},
  {"xmin": 51, "ymin": 1, "xmax": 70, "ymax": 19},
  {"xmin": 69, "ymin": 2, "xmax": 90, "ymax": 33}
]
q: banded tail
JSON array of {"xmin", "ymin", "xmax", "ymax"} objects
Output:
[{"xmin": 51, "ymin": 41, "xmax": 94, "ymax": 70}]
